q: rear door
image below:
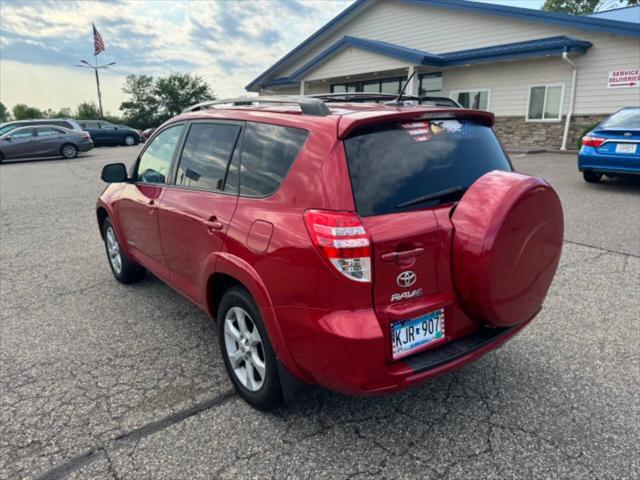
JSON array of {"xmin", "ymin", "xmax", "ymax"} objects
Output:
[
  {"xmin": 158, "ymin": 121, "xmax": 242, "ymax": 305},
  {"xmin": 33, "ymin": 127, "xmax": 65, "ymax": 156},
  {"xmin": 343, "ymin": 118, "xmax": 513, "ymax": 359}
]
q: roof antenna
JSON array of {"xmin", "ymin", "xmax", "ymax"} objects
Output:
[{"xmin": 389, "ymin": 70, "xmax": 416, "ymax": 106}]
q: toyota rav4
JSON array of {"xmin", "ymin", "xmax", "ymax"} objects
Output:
[{"xmin": 96, "ymin": 96, "xmax": 563, "ymax": 410}]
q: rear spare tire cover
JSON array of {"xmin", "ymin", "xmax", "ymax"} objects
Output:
[{"xmin": 452, "ymin": 171, "xmax": 563, "ymax": 327}]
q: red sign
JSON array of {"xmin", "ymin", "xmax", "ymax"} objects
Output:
[{"xmin": 607, "ymin": 69, "xmax": 639, "ymax": 89}]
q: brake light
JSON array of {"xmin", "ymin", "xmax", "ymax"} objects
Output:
[
  {"xmin": 303, "ymin": 209, "xmax": 372, "ymax": 283},
  {"xmin": 582, "ymin": 136, "xmax": 605, "ymax": 148}
]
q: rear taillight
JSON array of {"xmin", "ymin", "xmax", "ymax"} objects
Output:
[
  {"xmin": 582, "ymin": 136, "xmax": 605, "ymax": 148},
  {"xmin": 303, "ymin": 209, "xmax": 372, "ymax": 283},
  {"xmin": 81, "ymin": 132, "xmax": 91, "ymax": 139}
]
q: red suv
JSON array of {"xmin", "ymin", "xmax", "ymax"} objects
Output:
[{"xmin": 97, "ymin": 97, "xmax": 563, "ymax": 410}]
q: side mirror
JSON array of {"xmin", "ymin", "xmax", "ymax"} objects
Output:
[{"xmin": 101, "ymin": 163, "xmax": 128, "ymax": 183}]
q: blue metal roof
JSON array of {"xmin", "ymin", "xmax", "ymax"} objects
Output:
[
  {"xmin": 262, "ymin": 35, "xmax": 592, "ymax": 87},
  {"xmin": 247, "ymin": 0, "xmax": 639, "ymax": 91},
  {"xmin": 588, "ymin": 6, "xmax": 640, "ymax": 23}
]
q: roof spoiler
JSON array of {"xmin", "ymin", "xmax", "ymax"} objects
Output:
[
  {"xmin": 183, "ymin": 96, "xmax": 331, "ymax": 117},
  {"xmin": 337, "ymin": 109, "xmax": 495, "ymax": 139}
]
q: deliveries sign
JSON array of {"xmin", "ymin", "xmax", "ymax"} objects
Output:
[{"xmin": 607, "ymin": 69, "xmax": 639, "ymax": 88}]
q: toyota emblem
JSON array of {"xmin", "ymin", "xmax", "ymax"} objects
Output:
[
  {"xmin": 624, "ymin": 132, "xmax": 632, "ymax": 137},
  {"xmin": 397, "ymin": 271, "xmax": 417, "ymax": 288}
]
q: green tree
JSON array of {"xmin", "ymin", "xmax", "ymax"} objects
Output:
[
  {"xmin": 12, "ymin": 104, "xmax": 44, "ymax": 120},
  {"xmin": 0, "ymin": 101, "xmax": 9, "ymax": 122},
  {"xmin": 75, "ymin": 101, "xmax": 102, "ymax": 120},
  {"xmin": 542, "ymin": 0, "xmax": 638, "ymax": 14},
  {"xmin": 153, "ymin": 73, "xmax": 213, "ymax": 121},
  {"xmin": 119, "ymin": 73, "xmax": 214, "ymax": 129},
  {"xmin": 119, "ymin": 74, "xmax": 159, "ymax": 129},
  {"xmin": 43, "ymin": 107, "xmax": 73, "ymax": 118}
]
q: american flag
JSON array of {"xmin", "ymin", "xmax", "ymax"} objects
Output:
[{"xmin": 93, "ymin": 22, "xmax": 105, "ymax": 56}]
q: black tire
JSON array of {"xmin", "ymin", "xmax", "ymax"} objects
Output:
[
  {"xmin": 0, "ymin": 151, "xmax": 4, "ymax": 163},
  {"xmin": 217, "ymin": 286, "xmax": 282, "ymax": 410},
  {"xmin": 123, "ymin": 135, "xmax": 136, "ymax": 146},
  {"xmin": 583, "ymin": 171, "xmax": 602, "ymax": 183},
  {"xmin": 60, "ymin": 143, "xmax": 78, "ymax": 159},
  {"xmin": 102, "ymin": 217, "xmax": 146, "ymax": 284}
]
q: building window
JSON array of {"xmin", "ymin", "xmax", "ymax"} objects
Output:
[
  {"xmin": 450, "ymin": 89, "xmax": 491, "ymax": 110},
  {"xmin": 527, "ymin": 84, "xmax": 564, "ymax": 121},
  {"xmin": 419, "ymin": 73, "xmax": 442, "ymax": 96},
  {"xmin": 331, "ymin": 76, "xmax": 404, "ymax": 95}
]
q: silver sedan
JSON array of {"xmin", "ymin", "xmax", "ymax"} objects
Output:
[{"xmin": 0, "ymin": 125, "xmax": 93, "ymax": 162}]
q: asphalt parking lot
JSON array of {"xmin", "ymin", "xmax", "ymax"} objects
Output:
[{"xmin": 1, "ymin": 147, "xmax": 638, "ymax": 480}]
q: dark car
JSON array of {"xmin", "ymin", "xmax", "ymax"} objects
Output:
[
  {"xmin": 0, "ymin": 118, "xmax": 84, "ymax": 136},
  {"xmin": 96, "ymin": 96, "xmax": 563, "ymax": 410},
  {"xmin": 78, "ymin": 120, "xmax": 142, "ymax": 147},
  {"xmin": 0, "ymin": 125, "xmax": 93, "ymax": 162},
  {"xmin": 578, "ymin": 107, "xmax": 640, "ymax": 182}
]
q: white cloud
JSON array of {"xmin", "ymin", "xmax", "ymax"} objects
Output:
[{"xmin": 0, "ymin": 0, "xmax": 352, "ymax": 112}]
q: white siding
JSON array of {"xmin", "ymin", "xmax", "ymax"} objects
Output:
[
  {"xmin": 304, "ymin": 47, "xmax": 408, "ymax": 81},
  {"xmin": 443, "ymin": 57, "xmax": 572, "ymax": 117},
  {"xmin": 269, "ymin": 0, "xmax": 640, "ymax": 115}
]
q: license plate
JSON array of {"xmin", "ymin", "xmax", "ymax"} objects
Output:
[
  {"xmin": 391, "ymin": 308, "xmax": 445, "ymax": 359},
  {"xmin": 615, "ymin": 143, "xmax": 637, "ymax": 154}
]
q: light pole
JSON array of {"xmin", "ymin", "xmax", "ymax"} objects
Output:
[{"xmin": 74, "ymin": 60, "xmax": 116, "ymax": 118}]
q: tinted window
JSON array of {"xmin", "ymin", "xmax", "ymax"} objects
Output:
[
  {"xmin": 36, "ymin": 127, "xmax": 62, "ymax": 137},
  {"xmin": 136, "ymin": 125, "xmax": 184, "ymax": 184},
  {"xmin": 601, "ymin": 108, "xmax": 640, "ymax": 130},
  {"xmin": 224, "ymin": 140, "xmax": 242, "ymax": 194},
  {"xmin": 240, "ymin": 123, "xmax": 308, "ymax": 196},
  {"xmin": 175, "ymin": 123, "xmax": 241, "ymax": 191},
  {"xmin": 344, "ymin": 119, "xmax": 511, "ymax": 216},
  {"xmin": 0, "ymin": 124, "xmax": 19, "ymax": 136},
  {"xmin": 9, "ymin": 128, "xmax": 35, "ymax": 139}
]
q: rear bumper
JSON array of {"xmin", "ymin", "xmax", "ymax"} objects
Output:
[
  {"xmin": 78, "ymin": 140, "xmax": 94, "ymax": 152},
  {"xmin": 275, "ymin": 305, "xmax": 532, "ymax": 395},
  {"xmin": 578, "ymin": 150, "xmax": 640, "ymax": 175}
]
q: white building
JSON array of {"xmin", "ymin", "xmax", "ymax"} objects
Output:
[{"xmin": 247, "ymin": 0, "xmax": 640, "ymax": 149}]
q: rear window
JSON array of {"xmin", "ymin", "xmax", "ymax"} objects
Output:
[
  {"xmin": 240, "ymin": 122, "xmax": 308, "ymax": 197},
  {"xmin": 344, "ymin": 119, "xmax": 511, "ymax": 216},
  {"xmin": 601, "ymin": 108, "xmax": 640, "ymax": 130}
]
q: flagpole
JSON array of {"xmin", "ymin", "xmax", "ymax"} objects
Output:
[{"xmin": 94, "ymin": 54, "xmax": 103, "ymax": 118}]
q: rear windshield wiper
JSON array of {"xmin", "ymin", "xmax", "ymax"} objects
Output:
[{"xmin": 396, "ymin": 186, "xmax": 467, "ymax": 209}]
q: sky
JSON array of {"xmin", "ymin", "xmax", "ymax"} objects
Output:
[{"xmin": 0, "ymin": 0, "xmax": 546, "ymax": 115}]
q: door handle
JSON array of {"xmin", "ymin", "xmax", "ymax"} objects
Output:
[
  {"xmin": 147, "ymin": 200, "xmax": 158, "ymax": 211},
  {"xmin": 381, "ymin": 247, "xmax": 425, "ymax": 262},
  {"xmin": 204, "ymin": 216, "xmax": 224, "ymax": 231}
]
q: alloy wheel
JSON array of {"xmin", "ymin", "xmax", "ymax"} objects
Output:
[
  {"xmin": 224, "ymin": 306, "xmax": 266, "ymax": 392},
  {"xmin": 105, "ymin": 226, "xmax": 122, "ymax": 274},
  {"xmin": 124, "ymin": 135, "xmax": 135, "ymax": 146},
  {"xmin": 62, "ymin": 145, "xmax": 77, "ymax": 158}
]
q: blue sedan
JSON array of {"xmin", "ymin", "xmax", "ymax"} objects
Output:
[{"xmin": 578, "ymin": 107, "xmax": 640, "ymax": 183}]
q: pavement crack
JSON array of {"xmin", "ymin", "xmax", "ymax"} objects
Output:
[{"xmin": 34, "ymin": 389, "xmax": 236, "ymax": 480}]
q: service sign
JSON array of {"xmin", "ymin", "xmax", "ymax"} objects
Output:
[{"xmin": 607, "ymin": 69, "xmax": 639, "ymax": 89}]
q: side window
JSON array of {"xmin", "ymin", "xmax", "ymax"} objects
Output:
[
  {"xmin": 223, "ymin": 141, "xmax": 241, "ymax": 194},
  {"xmin": 99, "ymin": 122, "xmax": 116, "ymax": 130},
  {"xmin": 240, "ymin": 123, "xmax": 308, "ymax": 197},
  {"xmin": 175, "ymin": 123, "xmax": 241, "ymax": 192},
  {"xmin": 10, "ymin": 129, "xmax": 35, "ymax": 139},
  {"xmin": 36, "ymin": 127, "xmax": 61, "ymax": 137},
  {"xmin": 136, "ymin": 124, "xmax": 184, "ymax": 184}
]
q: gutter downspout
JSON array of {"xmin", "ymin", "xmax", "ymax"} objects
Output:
[{"xmin": 561, "ymin": 50, "xmax": 578, "ymax": 150}]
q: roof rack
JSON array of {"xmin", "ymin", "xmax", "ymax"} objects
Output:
[
  {"xmin": 183, "ymin": 96, "xmax": 331, "ymax": 117},
  {"xmin": 310, "ymin": 92, "xmax": 461, "ymax": 108}
]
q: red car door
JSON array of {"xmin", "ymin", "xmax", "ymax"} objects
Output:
[
  {"xmin": 113, "ymin": 124, "xmax": 186, "ymax": 278},
  {"xmin": 158, "ymin": 121, "xmax": 242, "ymax": 305}
]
